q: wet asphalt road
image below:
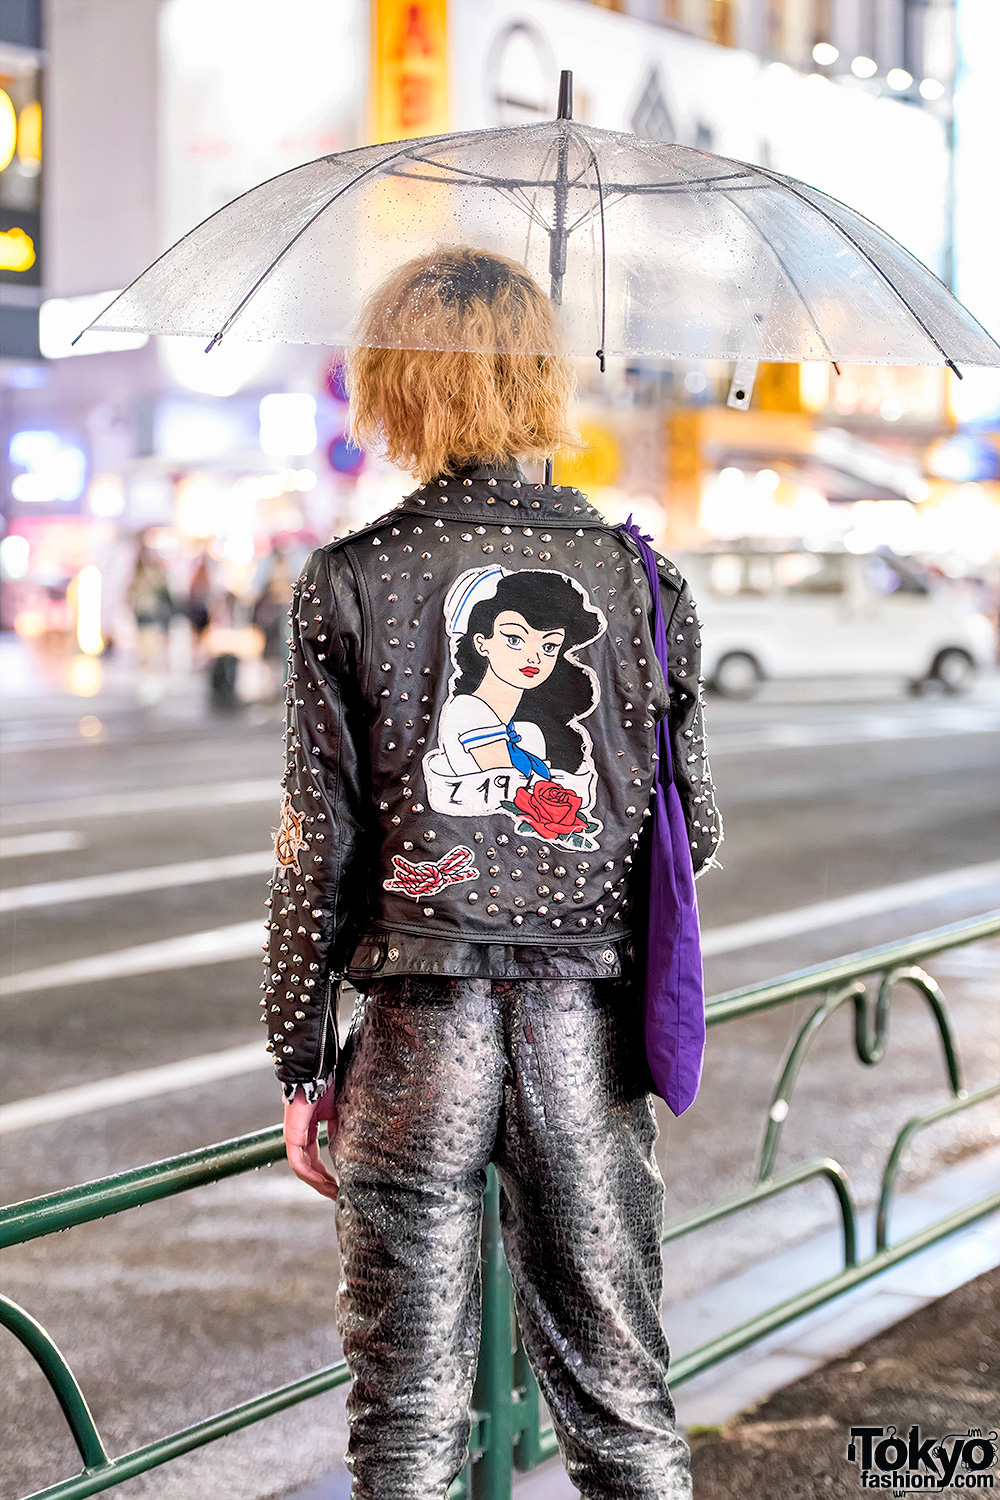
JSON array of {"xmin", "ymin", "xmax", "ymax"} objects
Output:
[{"xmin": 1, "ymin": 676, "xmax": 998, "ymax": 1500}]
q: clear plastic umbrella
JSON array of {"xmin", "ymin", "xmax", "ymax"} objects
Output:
[{"xmin": 82, "ymin": 73, "xmax": 998, "ymax": 372}]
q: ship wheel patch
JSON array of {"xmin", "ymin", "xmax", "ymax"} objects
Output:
[{"xmin": 274, "ymin": 794, "xmax": 308, "ymax": 873}]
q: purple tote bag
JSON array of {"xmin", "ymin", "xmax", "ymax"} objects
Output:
[{"xmin": 618, "ymin": 519, "xmax": 706, "ymax": 1115}]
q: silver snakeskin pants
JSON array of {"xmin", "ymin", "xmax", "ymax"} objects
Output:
[{"xmin": 332, "ymin": 976, "xmax": 692, "ymax": 1500}]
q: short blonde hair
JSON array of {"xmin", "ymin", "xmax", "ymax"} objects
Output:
[{"xmin": 349, "ymin": 248, "xmax": 577, "ymax": 482}]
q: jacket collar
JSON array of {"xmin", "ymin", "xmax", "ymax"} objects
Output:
[{"xmin": 399, "ymin": 459, "xmax": 609, "ymax": 526}]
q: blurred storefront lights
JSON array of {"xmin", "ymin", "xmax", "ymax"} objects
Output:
[
  {"xmin": 155, "ymin": 401, "xmax": 245, "ymax": 463},
  {"xmin": 87, "ymin": 474, "xmax": 126, "ymax": 518},
  {"xmin": 41, "ymin": 291, "xmax": 149, "ymax": 359},
  {"xmin": 259, "ymin": 393, "xmax": 317, "ymax": 457},
  {"xmin": 14, "ymin": 609, "xmax": 46, "ymax": 639},
  {"xmin": 221, "ymin": 532, "xmax": 255, "ymax": 565},
  {"xmin": 845, "ymin": 500, "xmax": 921, "ymax": 555},
  {"xmin": 9, "ymin": 430, "xmax": 87, "ymax": 503},
  {"xmin": 0, "ymin": 534, "xmax": 30, "ymax": 580},
  {"xmin": 949, "ymin": 369, "xmax": 1000, "ymax": 430},
  {"xmin": 74, "ymin": 565, "xmax": 103, "ymax": 656},
  {"xmin": 17, "ymin": 97, "xmax": 41, "ymax": 172},
  {"xmin": 159, "ymin": 335, "xmax": 275, "ymax": 397},
  {"xmin": 927, "ymin": 435, "xmax": 1000, "ymax": 484},
  {"xmin": 799, "ymin": 362, "xmax": 830, "ymax": 413},
  {"xmin": 129, "ymin": 478, "xmax": 173, "ymax": 528},
  {"xmin": 916, "ymin": 486, "xmax": 1000, "ymax": 568},
  {"xmin": 0, "ymin": 225, "xmax": 36, "ymax": 271},
  {"xmin": 0, "ymin": 88, "xmax": 17, "ymax": 170},
  {"xmin": 68, "ymin": 657, "xmax": 102, "ymax": 697},
  {"xmin": 278, "ymin": 467, "xmax": 317, "ymax": 492},
  {"xmin": 175, "ymin": 474, "xmax": 223, "ymax": 540},
  {"xmin": 233, "ymin": 474, "xmax": 284, "ymax": 504}
]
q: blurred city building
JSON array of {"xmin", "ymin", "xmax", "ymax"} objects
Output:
[{"xmin": 1, "ymin": 0, "xmax": 997, "ymax": 702}]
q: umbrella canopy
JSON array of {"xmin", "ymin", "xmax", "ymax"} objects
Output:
[{"xmin": 84, "ymin": 80, "xmax": 998, "ymax": 370}]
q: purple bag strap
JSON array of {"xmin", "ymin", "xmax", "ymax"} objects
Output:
[
  {"xmin": 618, "ymin": 516, "xmax": 706, "ymax": 1118},
  {"xmin": 617, "ymin": 518, "xmax": 674, "ymax": 783}
]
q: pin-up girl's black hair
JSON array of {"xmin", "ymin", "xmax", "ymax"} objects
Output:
[{"xmin": 452, "ymin": 571, "xmax": 603, "ymax": 773}]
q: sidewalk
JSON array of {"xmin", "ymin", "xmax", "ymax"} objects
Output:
[
  {"xmin": 686, "ymin": 1264, "xmax": 999, "ymax": 1499},
  {"xmin": 513, "ymin": 1268, "xmax": 1000, "ymax": 1498}
]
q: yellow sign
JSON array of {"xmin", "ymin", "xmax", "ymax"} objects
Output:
[
  {"xmin": 755, "ymin": 361, "xmax": 802, "ymax": 412},
  {"xmin": 553, "ymin": 421, "xmax": 621, "ymax": 489},
  {"xmin": 0, "ymin": 89, "xmax": 15, "ymax": 171},
  {"xmin": 0, "ymin": 226, "xmax": 36, "ymax": 272},
  {"xmin": 371, "ymin": 0, "xmax": 449, "ymax": 144},
  {"xmin": 18, "ymin": 98, "xmax": 42, "ymax": 171},
  {"xmin": 665, "ymin": 409, "xmax": 703, "ymax": 547}
]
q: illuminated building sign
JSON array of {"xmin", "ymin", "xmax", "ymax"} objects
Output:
[
  {"xmin": 371, "ymin": 0, "xmax": 450, "ymax": 143},
  {"xmin": 0, "ymin": 220, "xmax": 35, "ymax": 270},
  {"xmin": 0, "ymin": 41, "xmax": 42, "ymax": 285}
]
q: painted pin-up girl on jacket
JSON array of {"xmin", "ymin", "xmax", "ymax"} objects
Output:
[{"xmin": 423, "ymin": 566, "xmax": 606, "ymax": 849}]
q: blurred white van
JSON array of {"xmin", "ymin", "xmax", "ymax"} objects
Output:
[{"xmin": 678, "ymin": 549, "xmax": 996, "ymax": 699}]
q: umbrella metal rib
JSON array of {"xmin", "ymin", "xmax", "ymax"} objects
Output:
[
  {"xmin": 377, "ymin": 160, "xmax": 759, "ymax": 198},
  {"xmin": 77, "ymin": 78, "xmax": 999, "ymax": 368},
  {"xmin": 203, "ymin": 129, "xmax": 488, "ymax": 350},
  {"xmin": 737, "ymin": 159, "xmax": 967, "ymax": 376},
  {"xmin": 718, "ymin": 187, "xmax": 834, "ymax": 362}
]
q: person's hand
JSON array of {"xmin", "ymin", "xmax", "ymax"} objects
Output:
[{"xmin": 283, "ymin": 1085, "xmax": 339, "ymax": 1200}]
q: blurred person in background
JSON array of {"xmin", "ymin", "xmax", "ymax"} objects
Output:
[
  {"xmin": 267, "ymin": 249, "xmax": 720, "ymax": 1500},
  {"xmin": 126, "ymin": 534, "xmax": 174, "ymax": 706},
  {"xmin": 185, "ymin": 550, "xmax": 214, "ymax": 664},
  {"xmin": 251, "ymin": 547, "xmax": 294, "ymax": 700},
  {"xmin": 203, "ymin": 584, "xmax": 246, "ymax": 714}
]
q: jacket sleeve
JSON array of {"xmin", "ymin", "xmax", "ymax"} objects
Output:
[
  {"xmin": 261, "ymin": 546, "xmax": 371, "ymax": 1103},
  {"xmin": 659, "ymin": 571, "xmax": 723, "ymax": 877}
]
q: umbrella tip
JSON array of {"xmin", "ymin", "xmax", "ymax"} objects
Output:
[{"xmin": 557, "ymin": 70, "xmax": 573, "ymax": 121}]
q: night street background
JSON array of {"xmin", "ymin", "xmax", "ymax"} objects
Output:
[
  {"xmin": 2, "ymin": 676, "xmax": 997, "ymax": 1500},
  {"xmin": 2, "ymin": 0, "xmax": 999, "ymax": 1495}
]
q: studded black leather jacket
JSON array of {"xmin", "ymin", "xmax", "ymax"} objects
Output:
[{"xmin": 262, "ymin": 462, "xmax": 721, "ymax": 1101}]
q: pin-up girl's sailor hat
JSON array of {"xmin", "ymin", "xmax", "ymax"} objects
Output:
[{"xmin": 443, "ymin": 566, "xmax": 509, "ymax": 637}]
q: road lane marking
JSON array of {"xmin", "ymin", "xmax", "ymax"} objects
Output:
[
  {"xmin": 0, "ymin": 921, "xmax": 265, "ymax": 997},
  {"xmin": 0, "ymin": 831, "xmax": 86, "ymax": 859},
  {"xmin": 2, "ymin": 706, "xmax": 997, "ymax": 823},
  {"xmin": 0, "ymin": 1042, "xmax": 272, "ymax": 1134},
  {"xmin": 701, "ymin": 861, "xmax": 1000, "ymax": 956},
  {"xmin": 3, "ymin": 861, "xmax": 999, "ymax": 1004},
  {"xmin": 710, "ymin": 709, "xmax": 1000, "ymax": 755},
  {"xmin": 0, "ymin": 850, "xmax": 274, "ymax": 912},
  {"xmin": 3, "ymin": 860, "xmax": 999, "ymax": 1127},
  {"xmin": 0, "ymin": 777, "xmax": 278, "ymax": 828}
]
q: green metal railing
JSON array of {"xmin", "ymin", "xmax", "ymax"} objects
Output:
[{"xmin": 2, "ymin": 911, "xmax": 998, "ymax": 1500}]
